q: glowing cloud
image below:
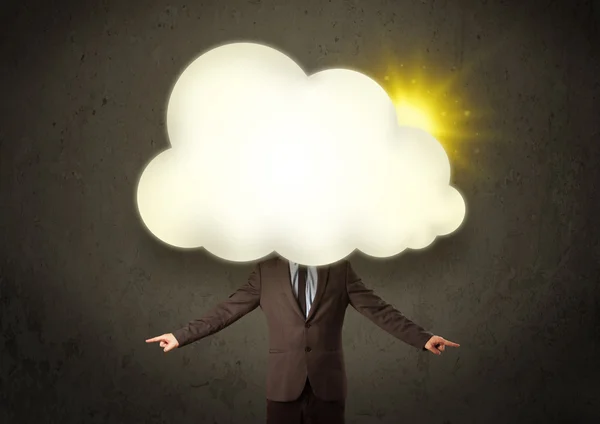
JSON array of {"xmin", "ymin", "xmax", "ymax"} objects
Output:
[{"xmin": 136, "ymin": 42, "xmax": 466, "ymax": 266}]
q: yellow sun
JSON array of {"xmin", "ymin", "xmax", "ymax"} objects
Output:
[{"xmin": 377, "ymin": 55, "xmax": 484, "ymax": 170}]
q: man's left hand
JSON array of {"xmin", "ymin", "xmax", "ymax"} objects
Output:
[{"xmin": 424, "ymin": 335, "xmax": 460, "ymax": 355}]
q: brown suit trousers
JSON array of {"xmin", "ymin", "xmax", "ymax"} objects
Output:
[
  {"xmin": 172, "ymin": 257, "xmax": 433, "ymax": 406},
  {"xmin": 266, "ymin": 377, "xmax": 345, "ymax": 423}
]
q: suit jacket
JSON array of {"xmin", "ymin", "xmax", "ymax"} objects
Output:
[{"xmin": 172, "ymin": 256, "xmax": 434, "ymax": 402}]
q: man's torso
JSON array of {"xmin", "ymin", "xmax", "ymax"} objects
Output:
[{"xmin": 260, "ymin": 257, "xmax": 350, "ymax": 401}]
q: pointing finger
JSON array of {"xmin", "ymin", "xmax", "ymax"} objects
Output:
[
  {"xmin": 146, "ymin": 336, "xmax": 164, "ymax": 343},
  {"xmin": 443, "ymin": 340, "xmax": 460, "ymax": 347}
]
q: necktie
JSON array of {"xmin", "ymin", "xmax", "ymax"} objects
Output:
[{"xmin": 298, "ymin": 265, "xmax": 307, "ymax": 318}]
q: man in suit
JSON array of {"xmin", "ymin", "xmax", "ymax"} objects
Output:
[{"xmin": 147, "ymin": 256, "xmax": 460, "ymax": 423}]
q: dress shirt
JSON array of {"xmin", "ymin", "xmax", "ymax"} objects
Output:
[{"xmin": 288, "ymin": 261, "xmax": 318, "ymax": 319}]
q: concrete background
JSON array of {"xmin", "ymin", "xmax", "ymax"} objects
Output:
[{"xmin": 1, "ymin": 0, "xmax": 599, "ymax": 422}]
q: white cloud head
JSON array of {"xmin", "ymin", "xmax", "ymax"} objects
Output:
[{"xmin": 136, "ymin": 42, "xmax": 466, "ymax": 266}]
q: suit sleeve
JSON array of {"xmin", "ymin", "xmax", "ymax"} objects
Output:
[
  {"xmin": 172, "ymin": 263, "xmax": 261, "ymax": 348},
  {"xmin": 345, "ymin": 261, "xmax": 433, "ymax": 351}
]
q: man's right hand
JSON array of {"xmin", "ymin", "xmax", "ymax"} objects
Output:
[{"xmin": 146, "ymin": 333, "xmax": 180, "ymax": 352}]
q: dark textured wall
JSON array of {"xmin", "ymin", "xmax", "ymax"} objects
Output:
[{"xmin": 1, "ymin": 0, "xmax": 599, "ymax": 422}]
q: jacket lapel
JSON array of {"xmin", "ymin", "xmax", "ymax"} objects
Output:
[{"xmin": 306, "ymin": 266, "xmax": 330, "ymax": 322}]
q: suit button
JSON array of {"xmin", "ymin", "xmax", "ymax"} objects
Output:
[
  {"xmin": 305, "ymin": 347, "xmax": 311, "ymax": 352},
  {"xmin": 305, "ymin": 323, "xmax": 311, "ymax": 328}
]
